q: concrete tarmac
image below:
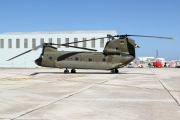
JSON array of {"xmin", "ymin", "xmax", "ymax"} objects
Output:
[{"xmin": 0, "ymin": 68, "xmax": 180, "ymax": 120}]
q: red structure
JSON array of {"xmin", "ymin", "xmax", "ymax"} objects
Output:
[{"xmin": 153, "ymin": 61, "xmax": 162, "ymax": 68}]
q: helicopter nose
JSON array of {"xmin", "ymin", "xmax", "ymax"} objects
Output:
[{"xmin": 35, "ymin": 58, "xmax": 42, "ymax": 66}]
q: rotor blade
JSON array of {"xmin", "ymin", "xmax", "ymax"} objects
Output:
[
  {"xmin": 33, "ymin": 43, "xmax": 45, "ymax": 51},
  {"xmin": 120, "ymin": 34, "xmax": 176, "ymax": 40},
  {"xmin": 55, "ymin": 44, "xmax": 97, "ymax": 51},
  {"xmin": 7, "ymin": 43, "xmax": 46, "ymax": 61},
  {"xmin": 7, "ymin": 49, "xmax": 33, "ymax": 61},
  {"xmin": 60, "ymin": 37, "xmax": 108, "ymax": 45}
]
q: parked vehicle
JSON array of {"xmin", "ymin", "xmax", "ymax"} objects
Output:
[
  {"xmin": 175, "ymin": 61, "xmax": 180, "ymax": 68},
  {"xmin": 153, "ymin": 61, "xmax": 162, "ymax": 68}
]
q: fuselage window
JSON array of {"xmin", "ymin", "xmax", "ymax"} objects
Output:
[
  {"xmin": 75, "ymin": 57, "xmax": 79, "ymax": 61},
  {"xmin": 49, "ymin": 56, "xmax": 53, "ymax": 60},
  {"xmin": 68, "ymin": 57, "xmax": 72, "ymax": 60},
  {"xmin": 103, "ymin": 58, "xmax": 106, "ymax": 62},
  {"xmin": 88, "ymin": 58, "xmax": 92, "ymax": 62}
]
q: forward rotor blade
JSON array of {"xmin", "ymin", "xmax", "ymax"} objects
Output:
[
  {"xmin": 33, "ymin": 43, "xmax": 45, "ymax": 51},
  {"xmin": 7, "ymin": 43, "xmax": 45, "ymax": 61},
  {"xmin": 121, "ymin": 35, "xmax": 176, "ymax": 40},
  {"xmin": 7, "ymin": 49, "xmax": 33, "ymax": 61},
  {"xmin": 53, "ymin": 44, "xmax": 97, "ymax": 51}
]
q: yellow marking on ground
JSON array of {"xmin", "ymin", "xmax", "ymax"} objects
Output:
[
  {"xmin": 0, "ymin": 77, "xmax": 38, "ymax": 81},
  {"xmin": 0, "ymin": 74, "xmax": 87, "ymax": 81},
  {"xmin": 55, "ymin": 74, "xmax": 88, "ymax": 79}
]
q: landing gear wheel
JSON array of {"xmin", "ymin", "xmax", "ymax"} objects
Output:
[
  {"xmin": 71, "ymin": 69, "xmax": 76, "ymax": 73},
  {"xmin": 110, "ymin": 69, "xmax": 115, "ymax": 74},
  {"xmin": 64, "ymin": 68, "xmax": 69, "ymax": 74},
  {"xmin": 115, "ymin": 69, "xmax": 119, "ymax": 73},
  {"xmin": 110, "ymin": 69, "xmax": 119, "ymax": 74}
]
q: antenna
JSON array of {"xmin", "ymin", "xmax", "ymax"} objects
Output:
[{"xmin": 156, "ymin": 49, "xmax": 158, "ymax": 58}]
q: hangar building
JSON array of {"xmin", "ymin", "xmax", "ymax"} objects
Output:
[{"xmin": 0, "ymin": 30, "xmax": 117, "ymax": 68}]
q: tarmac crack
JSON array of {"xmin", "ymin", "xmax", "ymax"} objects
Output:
[
  {"xmin": 11, "ymin": 74, "xmax": 118, "ymax": 120},
  {"xmin": 151, "ymin": 70, "xmax": 180, "ymax": 106},
  {"xmin": 57, "ymin": 79, "xmax": 180, "ymax": 92}
]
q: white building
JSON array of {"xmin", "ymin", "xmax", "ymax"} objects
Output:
[
  {"xmin": 0, "ymin": 30, "xmax": 117, "ymax": 68},
  {"xmin": 138, "ymin": 57, "xmax": 155, "ymax": 62}
]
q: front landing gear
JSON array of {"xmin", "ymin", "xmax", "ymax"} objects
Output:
[
  {"xmin": 110, "ymin": 69, "xmax": 119, "ymax": 74},
  {"xmin": 71, "ymin": 69, "xmax": 76, "ymax": 73}
]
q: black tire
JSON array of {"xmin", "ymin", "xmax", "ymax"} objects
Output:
[
  {"xmin": 64, "ymin": 69, "xmax": 69, "ymax": 74},
  {"xmin": 110, "ymin": 69, "xmax": 115, "ymax": 74},
  {"xmin": 71, "ymin": 69, "xmax": 76, "ymax": 73},
  {"xmin": 115, "ymin": 69, "xmax": 119, "ymax": 73}
]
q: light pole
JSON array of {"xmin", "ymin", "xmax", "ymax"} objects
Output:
[{"xmin": 24, "ymin": 58, "xmax": 26, "ymax": 68}]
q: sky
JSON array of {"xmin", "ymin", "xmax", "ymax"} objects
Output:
[{"xmin": 0, "ymin": 0, "xmax": 180, "ymax": 60}]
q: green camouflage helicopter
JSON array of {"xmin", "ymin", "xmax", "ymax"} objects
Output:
[{"xmin": 7, "ymin": 34, "xmax": 175, "ymax": 73}]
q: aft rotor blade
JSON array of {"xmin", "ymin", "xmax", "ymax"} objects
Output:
[
  {"xmin": 53, "ymin": 44, "xmax": 97, "ymax": 51},
  {"xmin": 62, "ymin": 37, "xmax": 108, "ymax": 45},
  {"xmin": 122, "ymin": 35, "xmax": 176, "ymax": 40},
  {"xmin": 7, "ymin": 49, "xmax": 33, "ymax": 61}
]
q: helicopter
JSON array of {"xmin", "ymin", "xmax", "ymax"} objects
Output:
[{"xmin": 7, "ymin": 34, "xmax": 175, "ymax": 74}]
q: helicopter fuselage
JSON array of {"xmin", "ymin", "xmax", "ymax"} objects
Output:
[
  {"xmin": 35, "ymin": 50, "xmax": 135, "ymax": 70},
  {"xmin": 35, "ymin": 37, "xmax": 137, "ymax": 70}
]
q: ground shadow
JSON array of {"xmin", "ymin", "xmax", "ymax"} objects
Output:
[{"xmin": 30, "ymin": 72, "xmax": 154, "ymax": 76}]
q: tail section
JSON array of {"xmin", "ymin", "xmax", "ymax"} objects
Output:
[{"xmin": 103, "ymin": 38, "xmax": 136, "ymax": 57}]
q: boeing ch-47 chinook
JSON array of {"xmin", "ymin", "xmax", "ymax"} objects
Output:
[{"xmin": 7, "ymin": 34, "xmax": 175, "ymax": 73}]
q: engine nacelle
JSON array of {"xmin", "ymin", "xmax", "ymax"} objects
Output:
[{"xmin": 103, "ymin": 49, "xmax": 121, "ymax": 55}]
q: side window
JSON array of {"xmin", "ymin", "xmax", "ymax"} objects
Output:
[
  {"xmin": 16, "ymin": 39, "xmax": 20, "ymax": 48},
  {"xmin": 40, "ymin": 38, "xmax": 44, "ymax": 45},
  {"xmin": 8, "ymin": 39, "xmax": 12, "ymax": 48},
  {"xmin": 49, "ymin": 38, "xmax": 52, "ymax": 43},
  {"xmin": 32, "ymin": 38, "xmax": 36, "ymax": 48},
  {"xmin": 74, "ymin": 38, "xmax": 78, "ymax": 47},
  {"xmin": 91, "ymin": 37, "xmax": 95, "ymax": 48},
  {"xmin": 24, "ymin": 39, "xmax": 28, "ymax": 48},
  {"xmin": 65, "ymin": 38, "xmax": 69, "ymax": 48},
  {"xmin": 0, "ymin": 39, "xmax": 4, "ymax": 48},
  {"xmin": 100, "ymin": 38, "xmax": 104, "ymax": 48},
  {"xmin": 83, "ymin": 38, "xmax": 86, "ymax": 48},
  {"xmin": 57, "ymin": 38, "xmax": 61, "ymax": 48}
]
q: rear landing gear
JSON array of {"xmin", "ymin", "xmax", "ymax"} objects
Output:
[
  {"xmin": 64, "ymin": 68, "xmax": 76, "ymax": 74},
  {"xmin": 110, "ymin": 69, "xmax": 119, "ymax": 74},
  {"xmin": 64, "ymin": 68, "xmax": 69, "ymax": 74}
]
